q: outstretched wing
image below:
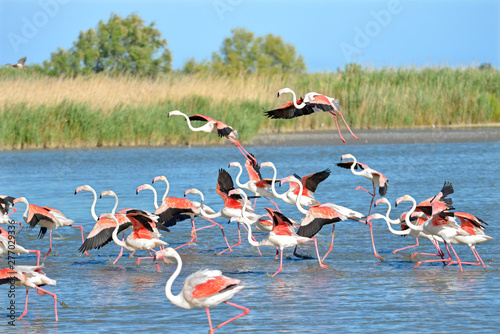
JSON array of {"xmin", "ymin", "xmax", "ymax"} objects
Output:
[{"xmin": 265, "ymin": 98, "xmax": 315, "ymax": 119}]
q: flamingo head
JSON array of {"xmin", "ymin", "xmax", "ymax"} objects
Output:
[
  {"xmin": 154, "ymin": 247, "xmax": 177, "ymax": 261},
  {"xmin": 260, "ymin": 161, "xmax": 274, "ymax": 168},
  {"xmin": 12, "ymin": 197, "xmax": 28, "ymax": 206},
  {"xmin": 168, "ymin": 110, "xmax": 184, "ymax": 117},
  {"xmin": 374, "ymin": 198, "xmax": 389, "ymax": 207},
  {"xmin": 152, "ymin": 175, "xmax": 167, "ymax": 184},
  {"xmin": 366, "ymin": 213, "xmax": 385, "ymax": 223},
  {"xmin": 100, "ymin": 190, "xmax": 117, "ymax": 199},
  {"xmin": 277, "ymin": 87, "xmax": 293, "ymax": 98},
  {"xmin": 280, "ymin": 175, "xmax": 300, "ymax": 187},
  {"xmin": 136, "ymin": 184, "xmax": 154, "ymax": 194},
  {"xmin": 395, "ymin": 195, "xmax": 412, "ymax": 207},
  {"xmin": 228, "ymin": 161, "xmax": 240, "ymax": 168},
  {"xmin": 228, "ymin": 188, "xmax": 245, "ymax": 198},
  {"xmin": 184, "ymin": 188, "xmax": 202, "ymax": 197},
  {"xmin": 74, "ymin": 184, "xmax": 94, "ymax": 195},
  {"xmin": 340, "ymin": 153, "xmax": 355, "ymax": 161}
]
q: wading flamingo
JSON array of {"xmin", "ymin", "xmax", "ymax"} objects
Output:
[
  {"xmin": 5, "ymin": 57, "xmax": 28, "ymax": 70},
  {"xmin": 281, "ymin": 174, "xmax": 366, "ymax": 262},
  {"xmin": 338, "ymin": 154, "xmax": 389, "ymax": 215},
  {"xmin": 260, "ymin": 161, "xmax": 329, "ymax": 207},
  {"xmin": 13, "ymin": 197, "xmax": 85, "ymax": 261},
  {"xmin": 231, "ymin": 189, "xmax": 327, "ymax": 276},
  {"xmin": 155, "ymin": 247, "xmax": 249, "ymax": 333},
  {"xmin": 265, "ymin": 87, "xmax": 358, "ymax": 143},
  {"xmin": 168, "ymin": 110, "xmax": 250, "ymax": 158},
  {"xmin": 0, "ymin": 227, "xmax": 41, "ymax": 265},
  {"xmin": 0, "ymin": 265, "xmax": 58, "ymax": 321}
]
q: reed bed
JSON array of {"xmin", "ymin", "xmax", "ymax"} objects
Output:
[{"xmin": 1, "ymin": 67, "xmax": 498, "ymax": 150}]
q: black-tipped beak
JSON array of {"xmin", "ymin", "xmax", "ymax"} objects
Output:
[
  {"xmin": 151, "ymin": 179, "xmax": 155, "ymax": 184},
  {"xmin": 99, "ymin": 195, "xmax": 103, "ymax": 199},
  {"xmin": 136, "ymin": 190, "xmax": 139, "ymax": 195},
  {"xmin": 74, "ymin": 190, "xmax": 77, "ymax": 195}
]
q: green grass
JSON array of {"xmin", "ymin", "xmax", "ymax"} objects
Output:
[{"xmin": 1, "ymin": 66, "xmax": 499, "ymax": 150}]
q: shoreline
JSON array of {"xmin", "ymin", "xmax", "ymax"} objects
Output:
[{"xmin": 1, "ymin": 127, "xmax": 499, "ymax": 152}]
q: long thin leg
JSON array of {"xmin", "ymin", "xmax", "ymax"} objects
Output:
[
  {"xmin": 218, "ymin": 222, "xmax": 241, "ymax": 255},
  {"xmin": 71, "ymin": 225, "xmax": 94, "ymax": 259},
  {"xmin": 367, "ymin": 221, "xmax": 385, "ymax": 262},
  {"xmin": 321, "ymin": 224, "xmax": 336, "ymax": 263},
  {"xmin": 312, "ymin": 238, "xmax": 328, "ymax": 269},
  {"xmin": 414, "ymin": 241, "xmax": 453, "ymax": 269},
  {"xmin": 448, "ymin": 243, "xmax": 463, "ymax": 272},
  {"xmin": 411, "ymin": 239, "xmax": 444, "ymax": 260},
  {"xmin": 113, "ymin": 232, "xmax": 127, "ymax": 264},
  {"xmin": 393, "ymin": 238, "xmax": 420, "ymax": 254},
  {"xmin": 34, "ymin": 286, "xmax": 58, "ymax": 322},
  {"xmin": 272, "ymin": 248, "xmax": 284, "ymax": 277},
  {"xmin": 18, "ymin": 288, "xmax": 29, "ymax": 320},
  {"xmin": 264, "ymin": 197, "xmax": 281, "ymax": 212},
  {"xmin": 28, "ymin": 249, "xmax": 41, "ymax": 266},
  {"xmin": 175, "ymin": 218, "xmax": 198, "ymax": 250},
  {"xmin": 210, "ymin": 301, "xmax": 250, "ymax": 333},
  {"xmin": 42, "ymin": 230, "xmax": 53, "ymax": 261},
  {"xmin": 335, "ymin": 109, "xmax": 359, "ymax": 140},
  {"xmin": 327, "ymin": 111, "xmax": 346, "ymax": 143},
  {"xmin": 206, "ymin": 307, "xmax": 214, "ymax": 334}
]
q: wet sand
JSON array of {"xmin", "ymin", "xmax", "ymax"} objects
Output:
[{"xmin": 250, "ymin": 127, "xmax": 500, "ymax": 147}]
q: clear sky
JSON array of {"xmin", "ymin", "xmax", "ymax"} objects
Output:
[{"xmin": 0, "ymin": 0, "xmax": 498, "ymax": 72}]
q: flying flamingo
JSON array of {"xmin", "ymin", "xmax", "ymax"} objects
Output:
[
  {"xmin": 395, "ymin": 194, "xmax": 467, "ymax": 271},
  {"xmin": 168, "ymin": 110, "xmax": 250, "ymax": 158},
  {"xmin": 155, "ymin": 247, "xmax": 249, "ymax": 333},
  {"xmin": 5, "ymin": 56, "xmax": 28, "ymax": 70},
  {"xmin": 230, "ymin": 189, "xmax": 327, "ymax": 277},
  {"xmin": 75, "ymin": 186, "xmax": 131, "ymax": 261},
  {"xmin": 338, "ymin": 154, "xmax": 389, "ymax": 215},
  {"xmin": 229, "ymin": 155, "xmax": 281, "ymax": 211},
  {"xmin": 137, "ymin": 182, "xmax": 231, "ymax": 250},
  {"xmin": 0, "ymin": 227, "xmax": 40, "ymax": 265},
  {"xmin": 265, "ymin": 87, "xmax": 358, "ymax": 143},
  {"xmin": 13, "ymin": 197, "xmax": 85, "ymax": 261},
  {"xmin": 281, "ymin": 174, "xmax": 366, "ymax": 262},
  {"xmin": 0, "ymin": 265, "xmax": 58, "ymax": 321},
  {"xmin": 372, "ymin": 198, "xmax": 444, "ymax": 258},
  {"xmin": 260, "ymin": 161, "xmax": 329, "ymax": 207},
  {"xmin": 1, "ymin": 195, "xmax": 22, "ymax": 233}
]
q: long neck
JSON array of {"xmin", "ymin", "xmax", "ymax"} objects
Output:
[
  {"xmin": 149, "ymin": 187, "xmax": 159, "ymax": 209},
  {"xmin": 402, "ymin": 197, "xmax": 422, "ymax": 231},
  {"xmin": 349, "ymin": 156, "xmax": 362, "ymax": 176},
  {"xmin": 289, "ymin": 90, "xmax": 304, "ymax": 109},
  {"xmin": 196, "ymin": 191, "xmax": 221, "ymax": 219},
  {"xmin": 233, "ymin": 164, "xmax": 246, "ymax": 189},
  {"xmin": 268, "ymin": 164, "xmax": 286, "ymax": 200},
  {"xmin": 21, "ymin": 199, "xmax": 29, "ymax": 221},
  {"xmin": 111, "ymin": 194, "xmax": 118, "ymax": 215},
  {"xmin": 290, "ymin": 180, "xmax": 308, "ymax": 215},
  {"xmin": 381, "ymin": 216, "xmax": 409, "ymax": 235},
  {"xmin": 164, "ymin": 251, "xmax": 192, "ymax": 309},
  {"xmin": 382, "ymin": 201, "xmax": 399, "ymax": 225},
  {"xmin": 162, "ymin": 179, "xmax": 170, "ymax": 202},
  {"xmin": 111, "ymin": 217, "xmax": 134, "ymax": 251},
  {"xmin": 89, "ymin": 188, "xmax": 98, "ymax": 221},
  {"xmin": 178, "ymin": 112, "xmax": 204, "ymax": 133}
]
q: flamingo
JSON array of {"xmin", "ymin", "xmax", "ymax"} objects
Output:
[
  {"xmin": 230, "ymin": 189, "xmax": 327, "ymax": 277},
  {"xmin": 338, "ymin": 154, "xmax": 389, "ymax": 215},
  {"xmin": 5, "ymin": 56, "xmax": 28, "ymax": 70},
  {"xmin": 260, "ymin": 161, "xmax": 329, "ymax": 207},
  {"xmin": 13, "ymin": 197, "xmax": 85, "ymax": 261},
  {"xmin": 168, "ymin": 110, "xmax": 250, "ymax": 158},
  {"xmin": 75, "ymin": 186, "xmax": 131, "ymax": 262},
  {"xmin": 228, "ymin": 154, "xmax": 281, "ymax": 211},
  {"xmin": 280, "ymin": 174, "xmax": 366, "ymax": 262},
  {"xmin": 155, "ymin": 247, "xmax": 249, "ymax": 333},
  {"xmin": 372, "ymin": 198, "xmax": 444, "ymax": 258},
  {"xmin": 0, "ymin": 227, "xmax": 41, "ymax": 265},
  {"xmin": 0, "ymin": 265, "xmax": 58, "ymax": 321},
  {"xmin": 136, "ymin": 182, "xmax": 231, "ymax": 250},
  {"xmin": 265, "ymin": 87, "xmax": 358, "ymax": 143},
  {"xmin": 395, "ymin": 194, "xmax": 467, "ymax": 271},
  {"xmin": 1, "ymin": 195, "xmax": 22, "ymax": 233}
]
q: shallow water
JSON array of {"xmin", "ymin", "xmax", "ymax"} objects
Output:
[{"xmin": 0, "ymin": 142, "xmax": 499, "ymax": 333}]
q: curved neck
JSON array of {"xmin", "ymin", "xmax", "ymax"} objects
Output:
[
  {"xmin": 381, "ymin": 201, "xmax": 399, "ymax": 225},
  {"xmin": 289, "ymin": 180, "xmax": 308, "ymax": 214},
  {"xmin": 267, "ymin": 163, "xmax": 286, "ymax": 201},
  {"xmin": 89, "ymin": 188, "xmax": 98, "ymax": 221},
  {"xmin": 164, "ymin": 251, "xmax": 191, "ymax": 309},
  {"xmin": 288, "ymin": 90, "xmax": 304, "ymax": 109},
  {"xmin": 111, "ymin": 217, "xmax": 134, "ymax": 251},
  {"xmin": 381, "ymin": 216, "xmax": 409, "ymax": 235},
  {"xmin": 194, "ymin": 191, "xmax": 221, "ymax": 219},
  {"xmin": 237, "ymin": 194, "xmax": 260, "ymax": 247},
  {"xmin": 349, "ymin": 156, "xmax": 362, "ymax": 176},
  {"xmin": 402, "ymin": 197, "xmax": 421, "ymax": 231},
  {"xmin": 177, "ymin": 112, "xmax": 205, "ymax": 133},
  {"xmin": 161, "ymin": 179, "xmax": 170, "ymax": 202},
  {"xmin": 110, "ymin": 194, "xmax": 119, "ymax": 215},
  {"xmin": 149, "ymin": 187, "xmax": 159, "ymax": 209},
  {"xmin": 233, "ymin": 164, "xmax": 247, "ymax": 189},
  {"xmin": 20, "ymin": 198, "xmax": 29, "ymax": 221}
]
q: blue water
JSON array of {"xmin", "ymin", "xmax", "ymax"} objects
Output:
[{"xmin": 0, "ymin": 142, "xmax": 499, "ymax": 333}]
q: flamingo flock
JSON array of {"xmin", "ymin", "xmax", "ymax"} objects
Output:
[{"xmin": 0, "ymin": 88, "xmax": 492, "ymax": 331}]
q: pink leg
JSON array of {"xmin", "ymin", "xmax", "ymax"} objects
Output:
[
  {"xmin": 175, "ymin": 218, "xmax": 198, "ymax": 250},
  {"xmin": 18, "ymin": 288, "xmax": 29, "ymax": 320},
  {"xmin": 14, "ymin": 222, "xmax": 23, "ymax": 235},
  {"xmin": 264, "ymin": 197, "xmax": 281, "ymax": 212},
  {"xmin": 367, "ymin": 221, "xmax": 385, "ymax": 262},
  {"xmin": 71, "ymin": 225, "xmax": 94, "ymax": 259},
  {"xmin": 113, "ymin": 233, "xmax": 127, "ymax": 264},
  {"xmin": 312, "ymin": 238, "xmax": 328, "ymax": 269},
  {"xmin": 206, "ymin": 307, "xmax": 214, "ymax": 334},
  {"xmin": 336, "ymin": 109, "xmax": 359, "ymax": 140},
  {"xmin": 42, "ymin": 230, "xmax": 53, "ymax": 261},
  {"xmin": 8, "ymin": 207, "xmax": 17, "ymax": 215},
  {"xmin": 239, "ymin": 222, "xmax": 261, "ymax": 256},
  {"xmin": 327, "ymin": 111, "xmax": 346, "ymax": 143},
  {"xmin": 29, "ymin": 249, "xmax": 41, "ymax": 266},
  {"xmin": 393, "ymin": 238, "xmax": 420, "ymax": 254},
  {"xmin": 218, "ymin": 222, "xmax": 241, "ymax": 255},
  {"xmin": 198, "ymin": 218, "xmax": 232, "ymax": 250},
  {"xmin": 414, "ymin": 241, "xmax": 453, "ymax": 269},
  {"xmin": 410, "ymin": 240, "xmax": 444, "ymax": 260},
  {"xmin": 321, "ymin": 224, "xmax": 336, "ymax": 262},
  {"xmin": 210, "ymin": 301, "xmax": 250, "ymax": 333},
  {"xmin": 34, "ymin": 286, "xmax": 58, "ymax": 322},
  {"xmin": 252, "ymin": 197, "xmax": 258, "ymax": 211},
  {"xmin": 228, "ymin": 138, "xmax": 251, "ymax": 159},
  {"xmin": 272, "ymin": 248, "xmax": 284, "ymax": 277}
]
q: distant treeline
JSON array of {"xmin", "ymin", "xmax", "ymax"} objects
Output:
[{"xmin": 1, "ymin": 65, "xmax": 499, "ymax": 150}]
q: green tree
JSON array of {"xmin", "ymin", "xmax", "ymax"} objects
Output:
[
  {"xmin": 44, "ymin": 13, "xmax": 172, "ymax": 76},
  {"xmin": 183, "ymin": 28, "xmax": 306, "ymax": 75}
]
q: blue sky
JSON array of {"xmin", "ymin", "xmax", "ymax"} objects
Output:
[{"xmin": 1, "ymin": 0, "xmax": 498, "ymax": 72}]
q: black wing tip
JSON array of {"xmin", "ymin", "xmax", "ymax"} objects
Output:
[{"xmin": 441, "ymin": 181, "xmax": 454, "ymax": 198}]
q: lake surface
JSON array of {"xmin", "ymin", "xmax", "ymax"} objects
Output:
[{"xmin": 1, "ymin": 141, "xmax": 499, "ymax": 333}]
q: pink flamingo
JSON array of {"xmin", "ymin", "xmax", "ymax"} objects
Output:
[
  {"xmin": 0, "ymin": 265, "xmax": 58, "ymax": 321},
  {"xmin": 168, "ymin": 110, "xmax": 250, "ymax": 158},
  {"xmin": 0, "ymin": 227, "xmax": 40, "ymax": 265},
  {"xmin": 338, "ymin": 154, "xmax": 389, "ymax": 215},
  {"xmin": 265, "ymin": 87, "xmax": 358, "ymax": 143},
  {"xmin": 1, "ymin": 195, "xmax": 22, "ymax": 234},
  {"xmin": 13, "ymin": 197, "xmax": 85, "ymax": 261},
  {"xmin": 156, "ymin": 247, "xmax": 249, "ymax": 333}
]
